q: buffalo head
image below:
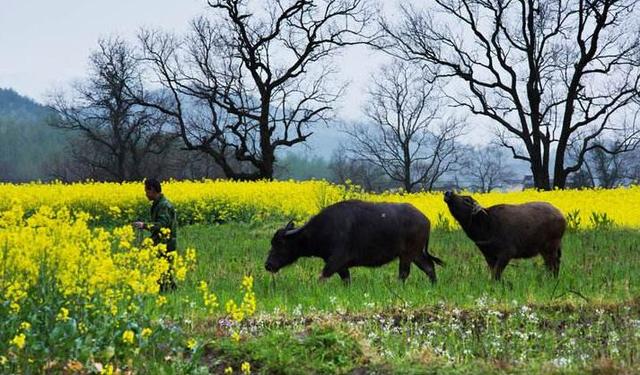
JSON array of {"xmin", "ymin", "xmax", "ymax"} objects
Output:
[
  {"xmin": 265, "ymin": 220, "xmax": 303, "ymax": 273},
  {"xmin": 444, "ymin": 191, "xmax": 488, "ymax": 227}
]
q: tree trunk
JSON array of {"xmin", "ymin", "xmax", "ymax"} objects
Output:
[
  {"xmin": 259, "ymin": 96, "xmax": 274, "ymax": 180},
  {"xmin": 531, "ymin": 158, "xmax": 551, "ymax": 190},
  {"xmin": 403, "ymin": 143, "xmax": 412, "ymax": 193},
  {"xmin": 553, "ymin": 142, "xmax": 569, "ymax": 189}
]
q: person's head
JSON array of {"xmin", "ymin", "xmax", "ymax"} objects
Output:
[{"xmin": 144, "ymin": 178, "xmax": 162, "ymax": 201}]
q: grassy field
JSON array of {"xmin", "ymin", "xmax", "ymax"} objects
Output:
[{"xmin": 158, "ymin": 223, "xmax": 640, "ymax": 374}]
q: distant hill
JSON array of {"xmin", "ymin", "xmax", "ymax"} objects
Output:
[
  {"xmin": 0, "ymin": 88, "xmax": 66, "ymax": 182},
  {"xmin": 0, "ymin": 88, "xmax": 50, "ymax": 120}
]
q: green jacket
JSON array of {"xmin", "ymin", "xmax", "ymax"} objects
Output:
[{"xmin": 146, "ymin": 194, "xmax": 177, "ymax": 252}]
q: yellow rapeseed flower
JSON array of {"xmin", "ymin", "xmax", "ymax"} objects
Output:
[
  {"xmin": 160, "ymin": 227, "xmax": 171, "ymax": 240},
  {"xmin": 2, "ymin": 181, "xmax": 639, "ymax": 231},
  {"xmin": 224, "ymin": 367, "xmax": 233, "ymax": 374},
  {"xmin": 185, "ymin": 248, "xmax": 197, "ymax": 264},
  {"xmin": 141, "ymin": 328, "xmax": 152, "ymax": 338},
  {"xmin": 56, "ymin": 307, "xmax": 70, "ymax": 322},
  {"xmin": 0, "ymin": 205, "xmax": 189, "ymax": 321},
  {"xmin": 109, "ymin": 206, "xmax": 121, "ymax": 216},
  {"xmin": 20, "ymin": 322, "xmax": 31, "ymax": 331},
  {"xmin": 199, "ymin": 281, "xmax": 219, "ymax": 312},
  {"xmin": 0, "ymin": 355, "xmax": 8, "ymax": 365},
  {"xmin": 241, "ymin": 275, "xmax": 253, "ymax": 290},
  {"xmin": 241, "ymin": 361, "xmax": 251, "ymax": 374},
  {"xmin": 186, "ymin": 338, "xmax": 197, "ymax": 350},
  {"xmin": 231, "ymin": 331, "xmax": 241, "ymax": 342},
  {"xmin": 122, "ymin": 330, "xmax": 135, "ymax": 345},
  {"xmin": 225, "ymin": 300, "xmax": 245, "ymax": 323},
  {"xmin": 156, "ymin": 295, "xmax": 167, "ymax": 307},
  {"xmin": 10, "ymin": 333, "xmax": 26, "ymax": 349},
  {"xmin": 100, "ymin": 364, "xmax": 114, "ymax": 375},
  {"xmin": 10, "ymin": 302, "xmax": 20, "ymax": 314}
]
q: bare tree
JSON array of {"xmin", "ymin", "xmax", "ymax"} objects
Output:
[
  {"xmin": 343, "ymin": 61, "xmax": 465, "ymax": 192},
  {"xmin": 328, "ymin": 146, "xmax": 392, "ymax": 192},
  {"xmin": 462, "ymin": 145, "xmax": 516, "ymax": 192},
  {"xmin": 49, "ymin": 38, "xmax": 174, "ymax": 182},
  {"xmin": 379, "ymin": 0, "xmax": 640, "ymax": 190},
  {"xmin": 134, "ymin": 0, "xmax": 371, "ymax": 180},
  {"xmin": 570, "ymin": 137, "xmax": 639, "ymax": 187}
]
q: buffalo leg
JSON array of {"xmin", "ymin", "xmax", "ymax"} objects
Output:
[
  {"xmin": 320, "ymin": 254, "xmax": 349, "ymax": 281},
  {"xmin": 337, "ymin": 268, "xmax": 351, "ymax": 285},
  {"xmin": 479, "ymin": 250, "xmax": 497, "ymax": 272},
  {"xmin": 413, "ymin": 253, "xmax": 437, "ymax": 284},
  {"xmin": 542, "ymin": 244, "xmax": 561, "ymax": 277},
  {"xmin": 492, "ymin": 257, "xmax": 510, "ymax": 281},
  {"xmin": 398, "ymin": 257, "xmax": 411, "ymax": 282}
]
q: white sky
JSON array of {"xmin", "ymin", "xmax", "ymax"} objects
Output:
[
  {"xmin": 0, "ymin": 0, "xmax": 500, "ymax": 160},
  {"xmin": 0, "ymin": 0, "xmax": 384, "ymax": 122}
]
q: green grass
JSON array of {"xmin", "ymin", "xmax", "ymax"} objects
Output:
[
  {"xmin": 158, "ymin": 223, "xmax": 640, "ymax": 374},
  {"xmin": 174, "ymin": 223, "xmax": 640, "ymax": 312}
]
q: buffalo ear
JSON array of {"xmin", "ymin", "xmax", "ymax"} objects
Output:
[
  {"xmin": 284, "ymin": 220, "xmax": 295, "ymax": 231},
  {"xmin": 471, "ymin": 203, "xmax": 488, "ymax": 217},
  {"xmin": 284, "ymin": 220, "xmax": 305, "ymax": 238}
]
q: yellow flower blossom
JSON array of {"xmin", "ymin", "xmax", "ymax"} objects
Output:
[
  {"xmin": 186, "ymin": 338, "xmax": 197, "ymax": 350},
  {"xmin": 100, "ymin": 364, "xmax": 114, "ymax": 375},
  {"xmin": 10, "ymin": 333, "xmax": 26, "ymax": 349},
  {"xmin": 122, "ymin": 330, "xmax": 135, "ymax": 345},
  {"xmin": 0, "ymin": 205, "xmax": 191, "ymax": 320},
  {"xmin": 225, "ymin": 274, "xmax": 257, "ymax": 323},
  {"xmin": 20, "ymin": 322, "xmax": 31, "ymax": 331},
  {"xmin": 160, "ymin": 227, "xmax": 171, "ymax": 239},
  {"xmin": 10, "ymin": 302, "xmax": 20, "ymax": 314},
  {"xmin": 199, "ymin": 281, "xmax": 219, "ymax": 312},
  {"xmin": 231, "ymin": 331, "xmax": 241, "ymax": 342},
  {"xmin": 0, "ymin": 355, "xmax": 7, "ymax": 365},
  {"xmin": 241, "ymin": 275, "xmax": 253, "ymax": 290},
  {"xmin": 2, "ymin": 181, "xmax": 638, "ymax": 233},
  {"xmin": 56, "ymin": 307, "xmax": 70, "ymax": 322},
  {"xmin": 224, "ymin": 366, "xmax": 233, "ymax": 374},
  {"xmin": 156, "ymin": 295, "xmax": 168, "ymax": 307},
  {"xmin": 225, "ymin": 300, "xmax": 245, "ymax": 323},
  {"xmin": 185, "ymin": 248, "xmax": 197, "ymax": 264},
  {"xmin": 241, "ymin": 361, "xmax": 251, "ymax": 374},
  {"xmin": 109, "ymin": 206, "xmax": 121, "ymax": 217},
  {"xmin": 141, "ymin": 328, "xmax": 152, "ymax": 338}
]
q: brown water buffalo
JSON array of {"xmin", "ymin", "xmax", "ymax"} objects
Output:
[
  {"xmin": 444, "ymin": 191, "xmax": 566, "ymax": 280},
  {"xmin": 265, "ymin": 200, "xmax": 443, "ymax": 284}
]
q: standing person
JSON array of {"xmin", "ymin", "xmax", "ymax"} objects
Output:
[{"xmin": 133, "ymin": 178, "xmax": 178, "ymax": 292}]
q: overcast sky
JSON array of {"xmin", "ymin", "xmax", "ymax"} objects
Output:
[
  {"xmin": 0, "ymin": 0, "xmax": 384, "ymax": 122},
  {"xmin": 0, "ymin": 0, "xmax": 502, "ymax": 161}
]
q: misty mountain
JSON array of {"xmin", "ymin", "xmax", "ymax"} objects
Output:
[{"xmin": 0, "ymin": 88, "xmax": 66, "ymax": 182}]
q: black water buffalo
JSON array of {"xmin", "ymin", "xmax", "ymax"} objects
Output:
[
  {"xmin": 444, "ymin": 191, "xmax": 566, "ymax": 280},
  {"xmin": 264, "ymin": 200, "xmax": 443, "ymax": 284}
]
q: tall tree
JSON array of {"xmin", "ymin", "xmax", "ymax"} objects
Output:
[
  {"xmin": 343, "ymin": 61, "xmax": 465, "ymax": 192},
  {"xmin": 49, "ymin": 38, "xmax": 174, "ymax": 182},
  {"xmin": 379, "ymin": 0, "xmax": 640, "ymax": 189},
  {"xmin": 135, "ymin": 0, "xmax": 371, "ymax": 180}
]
